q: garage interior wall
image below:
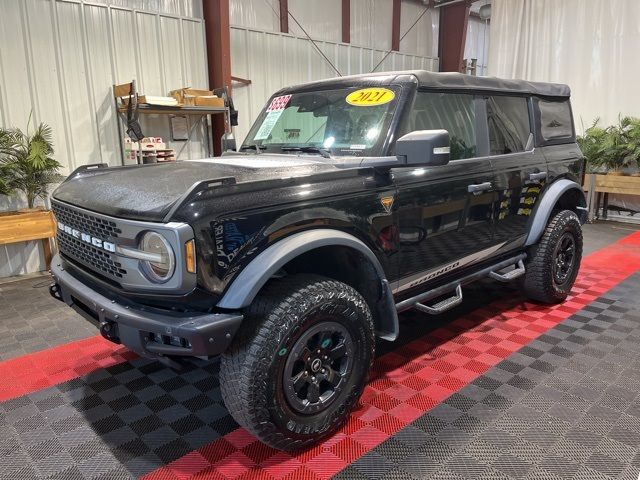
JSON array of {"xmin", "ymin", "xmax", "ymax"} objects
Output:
[
  {"xmin": 488, "ymin": 0, "xmax": 640, "ymax": 130},
  {"xmin": 229, "ymin": 0, "xmax": 439, "ymax": 144},
  {"xmin": 1, "ymin": 0, "xmax": 440, "ymax": 278},
  {"xmin": 0, "ymin": 0, "xmax": 209, "ymax": 277}
]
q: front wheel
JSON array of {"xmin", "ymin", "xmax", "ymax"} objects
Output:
[
  {"xmin": 522, "ymin": 209, "xmax": 583, "ymax": 303},
  {"xmin": 220, "ymin": 274, "xmax": 375, "ymax": 451}
]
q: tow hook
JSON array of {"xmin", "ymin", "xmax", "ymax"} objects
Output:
[
  {"xmin": 49, "ymin": 283, "xmax": 63, "ymax": 302},
  {"xmin": 99, "ymin": 321, "xmax": 121, "ymax": 344}
]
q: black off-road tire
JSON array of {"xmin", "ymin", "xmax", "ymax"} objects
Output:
[
  {"xmin": 522, "ymin": 209, "xmax": 583, "ymax": 303},
  {"xmin": 219, "ymin": 274, "xmax": 375, "ymax": 451}
]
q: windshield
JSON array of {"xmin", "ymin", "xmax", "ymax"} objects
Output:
[{"xmin": 241, "ymin": 86, "xmax": 400, "ymax": 157}]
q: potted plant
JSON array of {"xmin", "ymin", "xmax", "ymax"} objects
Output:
[
  {"xmin": 578, "ymin": 116, "xmax": 640, "ymax": 175},
  {"xmin": 0, "ymin": 121, "xmax": 61, "ymax": 269},
  {"xmin": 0, "ymin": 122, "xmax": 62, "ymax": 209}
]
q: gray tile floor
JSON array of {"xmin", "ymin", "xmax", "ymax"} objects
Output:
[{"xmin": 0, "ymin": 278, "xmax": 96, "ymax": 361}]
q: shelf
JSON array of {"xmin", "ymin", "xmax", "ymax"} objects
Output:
[{"xmin": 118, "ymin": 104, "xmax": 227, "ymax": 116}]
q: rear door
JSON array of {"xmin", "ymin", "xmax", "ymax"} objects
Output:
[
  {"xmin": 484, "ymin": 95, "xmax": 548, "ymax": 252},
  {"xmin": 391, "ymin": 91, "xmax": 501, "ymax": 295}
]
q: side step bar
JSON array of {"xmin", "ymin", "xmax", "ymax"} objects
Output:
[
  {"xmin": 396, "ymin": 253, "xmax": 527, "ymax": 314},
  {"xmin": 489, "ymin": 260, "xmax": 526, "ymax": 282},
  {"xmin": 414, "ymin": 284, "xmax": 463, "ymax": 315}
]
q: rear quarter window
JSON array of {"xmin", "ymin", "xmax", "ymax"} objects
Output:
[{"xmin": 535, "ymin": 98, "xmax": 575, "ymax": 144}]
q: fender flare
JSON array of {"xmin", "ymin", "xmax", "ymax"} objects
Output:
[
  {"xmin": 217, "ymin": 229, "xmax": 399, "ymax": 341},
  {"xmin": 524, "ymin": 179, "xmax": 587, "ymax": 246}
]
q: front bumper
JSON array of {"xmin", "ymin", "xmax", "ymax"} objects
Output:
[{"xmin": 50, "ymin": 254, "xmax": 243, "ymax": 359}]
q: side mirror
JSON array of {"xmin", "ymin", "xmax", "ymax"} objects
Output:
[{"xmin": 396, "ymin": 130, "xmax": 450, "ymax": 166}]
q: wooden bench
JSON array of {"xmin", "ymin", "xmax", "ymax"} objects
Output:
[
  {"xmin": 0, "ymin": 209, "xmax": 56, "ymax": 269},
  {"xmin": 584, "ymin": 174, "xmax": 640, "ymax": 220}
]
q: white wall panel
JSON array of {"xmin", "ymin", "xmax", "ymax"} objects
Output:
[
  {"xmin": 288, "ymin": 0, "xmax": 342, "ymax": 43},
  {"xmin": 399, "ymin": 1, "xmax": 439, "ymax": 58},
  {"xmin": 230, "ymin": 0, "xmax": 279, "ymax": 31},
  {"xmin": 0, "ymin": 0, "xmax": 209, "ymax": 278},
  {"xmin": 351, "ymin": 0, "xmax": 393, "ymax": 51},
  {"xmin": 87, "ymin": 0, "xmax": 202, "ymax": 18},
  {"xmin": 230, "ymin": 26, "xmax": 438, "ymax": 144}
]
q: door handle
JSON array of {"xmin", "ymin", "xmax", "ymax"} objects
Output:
[
  {"xmin": 467, "ymin": 182, "xmax": 492, "ymax": 195},
  {"xmin": 529, "ymin": 171, "xmax": 548, "ymax": 181}
]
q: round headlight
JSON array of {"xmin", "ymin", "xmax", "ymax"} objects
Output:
[{"xmin": 139, "ymin": 231, "xmax": 175, "ymax": 282}]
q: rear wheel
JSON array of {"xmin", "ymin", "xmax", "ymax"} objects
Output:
[
  {"xmin": 522, "ymin": 209, "xmax": 583, "ymax": 303},
  {"xmin": 220, "ymin": 274, "xmax": 374, "ymax": 451}
]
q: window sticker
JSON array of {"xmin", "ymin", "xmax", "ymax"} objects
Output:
[
  {"xmin": 254, "ymin": 95, "xmax": 292, "ymax": 140},
  {"xmin": 346, "ymin": 88, "xmax": 395, "ymax": 106}
]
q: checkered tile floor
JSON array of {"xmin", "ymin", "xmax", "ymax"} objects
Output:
[
  {"xmin": 0, "ymin": 278, "xmax": 96, "ymax": 361},
  {"xmin": 336, "ymin": 275, "xmax": 640, "ymax": 480},
  {"xmin": 0, "ymin": 231, "xmax": 639, "ymax": 479}
]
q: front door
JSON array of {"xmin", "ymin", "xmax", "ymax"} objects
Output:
[{"xmin": 391, "ymin": 91, "xmax": 501, "ymax": 296}]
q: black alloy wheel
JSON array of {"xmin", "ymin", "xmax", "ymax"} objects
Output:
[
  {"xmin": 283, "ymin": 321, "xmax": 353, "ymax": 415},
  {"xmin": 552, "ymin": 232, "xmax": 576, "ymax": 286}
]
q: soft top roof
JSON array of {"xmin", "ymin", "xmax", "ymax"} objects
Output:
[{"xmin": 283, "ymin": 70, "xmax": 570, "ymax": 99}]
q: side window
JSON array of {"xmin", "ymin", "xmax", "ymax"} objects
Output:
[
  {"xmin": 535, "ymin": 98, "xmax": 574, "ymax": 142},
  {"xmin": 408, "ymin": 92, "xmax": 476, "ymax": 160},
  {"xmin": 486, "ymin": 96, "xmax": 531, "ymax": 155}
]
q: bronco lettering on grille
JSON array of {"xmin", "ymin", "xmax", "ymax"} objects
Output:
[{"xmin": 57, "ymin": 221, "xmax": 116, "ymax": 253}]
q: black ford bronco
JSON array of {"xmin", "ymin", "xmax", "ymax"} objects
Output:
[{"xmin": 50, "ymin": 71, "xmax": 587, "ymax": 450}]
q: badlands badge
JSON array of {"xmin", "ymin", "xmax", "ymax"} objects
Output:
[{"xmin": 381, "ymin": 195, "xmax": 394, "ymax": 213}]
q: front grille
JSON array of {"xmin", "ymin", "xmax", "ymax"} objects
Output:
[
  {"xmin": 57, "ymin": 233, "xmax": 127, "ymax": 278},
  {"xmin": 52, "ymin": 202, "xmax": 127, "ymax": 280},
  {"xmin": 52, "ymin": 202, "xmax": 122, "ymax": 239}
]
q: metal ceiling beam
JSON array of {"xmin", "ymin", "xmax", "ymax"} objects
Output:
[{"xmin": 437, "ymin": 0, "xmax": 471, "ymax": 72}]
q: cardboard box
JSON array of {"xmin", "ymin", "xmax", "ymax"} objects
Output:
[
  {"xmin": 121, "ymin": 95, "xmax": 147, "ymax": 106},
  {"xmin": 194, "ymin": 96, "xmax": 225, "ymax": 107},
  {"xmin": 169, "ymin": 87, "xmax": 219, "ymax": 106}
]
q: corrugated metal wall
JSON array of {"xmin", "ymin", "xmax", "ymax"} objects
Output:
[
  {"xmin": 230, "ymin": 26, "xmax": 439, "ymax": 144},
  {"xmin": 229, "ymin": 0, "xmax": 439, "ymax": 56},
  {"xmin": 0, "ymin": 0, "xmax": 208, "ymax": 277}
]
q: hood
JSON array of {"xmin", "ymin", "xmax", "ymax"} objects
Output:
[{"xmin": 52, "ymin": 155, "xmax": 336, "ymax": 222}]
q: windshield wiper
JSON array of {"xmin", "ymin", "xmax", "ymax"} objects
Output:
[
  {"xmin": 239, "ymin": 144, "xmax": 264, "ymax": 154},
  {"xmin": 281, "ymin": 146, "xmax": 332, "ymax": 159}
]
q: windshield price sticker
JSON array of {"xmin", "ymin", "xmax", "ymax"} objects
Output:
[
  {"xmin": 267, "ymin": 94, "xmax": 292, "ymax": 112},
  {"xmin": 255, "ymin": 95, "xmax": 293, "ymax": 139},
  {"xmin": 346, "ymin": 88, "xmax": 395, "ymax": 106}
]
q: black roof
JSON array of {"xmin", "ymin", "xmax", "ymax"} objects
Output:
[{"xmin": 284, "ymin": 70, "xmax": 570, "ymax": 98}]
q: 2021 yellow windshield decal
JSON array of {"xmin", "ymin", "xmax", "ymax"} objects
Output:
[{"xmin": 346, "ymin": 88, "xmax": 395, "ymax": 106}]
